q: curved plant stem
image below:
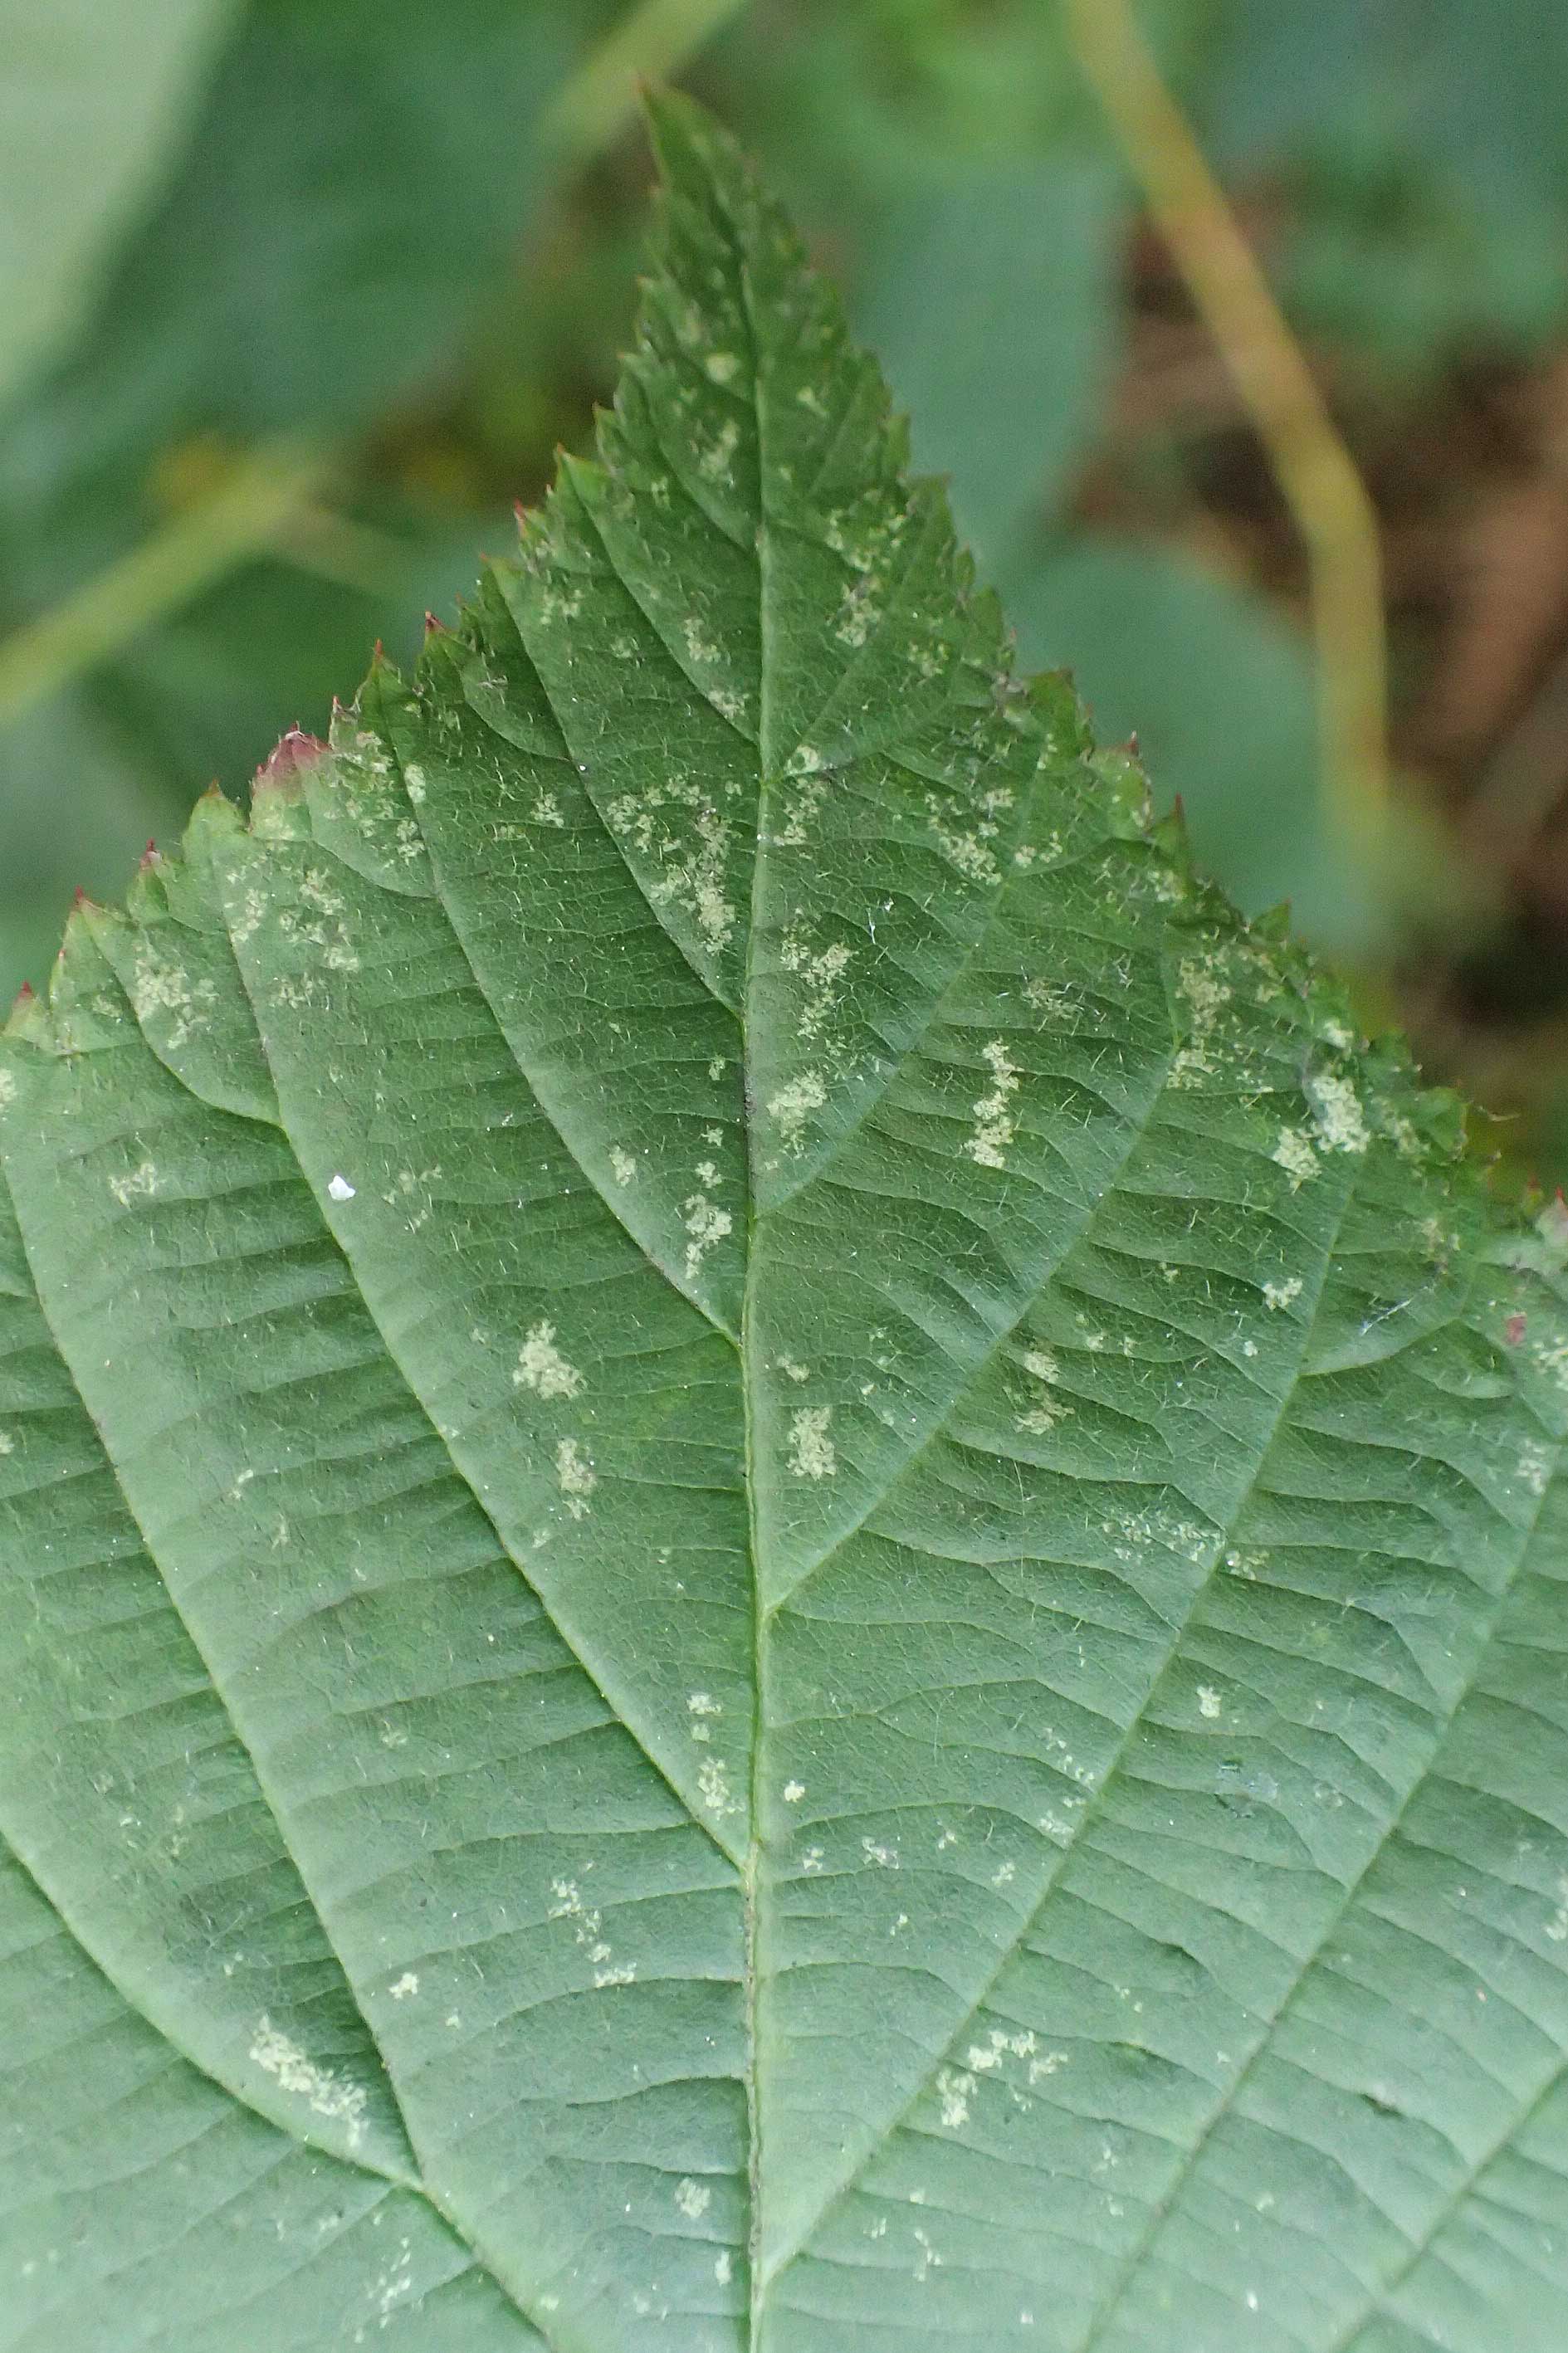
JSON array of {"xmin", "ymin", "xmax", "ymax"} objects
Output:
[
  {"xmin": 540, "ymin": 0, "xmax": 747, "ymax": 163},
  {"xmin": 0, "ymin": 439, "xmax": 330, "ymax": 727},
  {"xmin": 1066, "ymin": 0, "xmax": 1390, "ymax": 873}
]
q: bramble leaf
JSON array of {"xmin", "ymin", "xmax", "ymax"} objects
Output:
[{"xmin": 2, "ymin": 95, "xmax": 1566, "ymax": 2353}]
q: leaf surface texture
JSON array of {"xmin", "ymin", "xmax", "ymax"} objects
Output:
[{"xmin": 3, "ymin": 98, "xmax": 1567, "ymax": 2353}]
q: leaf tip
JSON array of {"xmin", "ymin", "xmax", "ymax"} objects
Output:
[
  {"xmin": 2, "ymin": 979, "xmax": 41, "ymax": 1046},
  {"xmin": 255, "ymin": 727, "xmax": 326, "ymax": 793},
  {"xmin": 641, "ymin": 84, "xmax": 753, "ymax": 222}
]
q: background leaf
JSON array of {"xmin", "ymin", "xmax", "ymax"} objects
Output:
[
  {"xmin": 0, "ymin": 0, "xmax": 598, "ymax": 1001},
  {"xmin": 10, "ymin": 2, "xmax": 1568, "ymax": 1211},
  {"xmin": 1003, "ymin": 532, "xmax": 1383, "ymax": 953},
  {"xmin": 0, "ymin": 0, "xmax": 240, "ymax": 410},
  {"xmin": 1202, "ymin": 0, "xmax": 1568, "ymax": 370},
  {"xmin": 855, "ymin": 159, "xmax": 1123, "ymax": 565}
]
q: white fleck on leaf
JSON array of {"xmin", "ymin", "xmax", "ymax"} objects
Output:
[
  {"xmin": 787, "ymin": 1404, "xmax": 836, "ymax": 1479},
  {"xmin": 768, "ymin": 1068, "xmax": 826, "ymax": 1152},
  {"xmin": 965, "ymin": 1039, "xmax": 1019, "ymax": 1169},
  {"xmin": 1271, "ymin": 1126, "xmax": 1320, "ymax": 1188},
  {"xmin": 514, "ymin": 1319, "xmax": 585, "ymax": 1399},
  {"xmin": 0, "ymin": 94, "xmax": 1558, "ymax": 2353},
  {"xmin": 554, "ymin": 1438, "xmax": 596, "ymax": 1516},
  {"xmin": 250, "ymin": 2018, "xmax": 369, "ymax": 2147},
  {"xmin": 1306, "ymin": 1068, "xmax": 1370, "ymax": 1155}
]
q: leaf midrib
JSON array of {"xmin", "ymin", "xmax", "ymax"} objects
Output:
[
  {"xmin": 729, "ymin": 175, "xmax": 774, "ymax": 2353},
  {"xmin": 653, "ymin": 178, "xmax": 1364, "ymax": 2337}
]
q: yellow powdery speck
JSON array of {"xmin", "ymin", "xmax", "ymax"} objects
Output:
[
  {"xmin": 788, "ymin": 1405, "xmax": 836, "ymax": 1479},
  {"xmin": 926, "ymin": 800, "xmax": 1001, "ymax": 886},
  {"xmin": 774, "ymin": 772, "xmax": 826, "ymax": 849},
  {"xmin": 1180, "ymin": 959, "xmax": 1230, "ymax": 1023},
  {"xmin": 698, "ymin": 1754, "xmax": 740, "ymax": 1815},
  {"xmin": 130, "ymin": 940, "xmax": 217, "ymax": 1050},
  {"xmin": 108, "ymin": 1158, "xmax": 159, "ymax": 1208},
  {"xmin": 683, "ymin": 617, "xmax": 720, "ymax": 668},
  {"xmin": 687, "ymin": 1692, "xmax": 722, "ymax": 1745},
  {"xmin": 1171, "ymin": 956, "xmax": 1233, "ymax": 1086},
  {"xmin": 1517, "ymin": 1440, "xmax": 1552, "ymax": 1497},
  {"xmin": 250, "ymin": 2017, "xmax": 369, "ymax": 2147},
  {"xmin": 937, "ymin": 2069, "xmax": 974, "ymax": 2129},
  {"xmin": 1307, "ymin": 1069, "xmax": 1370, "ymax": 1154},
  {"xmin": 965, "ymin": 1040, "xmax": 1019, "ymax": 1169},
  {"xmin": 555, "ymin": 1438, "xmax": 596, "ymax": 1517},
  {"xmin": 1272, "ymin": 1127, "xmax": 1320, "ymax": 1189},
  {"xmin": 683, "ymin": 1193, "xmax": 732, "ymax": 1281},
  {"xmin": 769, "ymin": 1069, "xmax": 825, "ymax": 1152},
  {"xmin": 515, "ymin": 1321, "xmax": 584, "ymax": 1399},
  {"xmin": 1018, "ymin": 1346, "xmax": 1071, "ymax": 1434},
  {"xmin": 623, "ymin": 785, "xmax": 735, "ymax": 955},
  {"xmin": 781, "ymin": 925, "xmax": 853, "ymax": 1043},
  {"xmin": 699, "ymin": 417, "xmax": 740, "ymax": 482},
  {"xmin": 610, "ymin": 1146, "xmax": 637, "ymax": 1185},
  {"xmin": 1024, "ymin": 979, "xmax": 1077, "ymax": 1021}
]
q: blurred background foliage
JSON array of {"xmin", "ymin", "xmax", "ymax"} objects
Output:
[{"xmin": 5, "ymin": 0, "xmax": 1568, "ymax": 1182}]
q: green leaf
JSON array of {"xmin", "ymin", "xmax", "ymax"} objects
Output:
[
  {"xmin": 0, "ymin": 0, "xmax": 599, "ymax": 1004},
  {"xmin": 0, "ymin": 0, "xmax": 586, "ymax": 499},
  {"xmin": 1202, "ymin": 0, "xmax": 1568, "ymax": 370},
  {"xmin": 0, "ymin": 520, "xmax": 515, "ymax": 1005},
  {"xmin": 854, "ymin": 160, "xmax": 1122, "ymax": 568},
  {"xmin": 4, "ymin": 95, "xmax": 1567, "ymax": 2353},
  {"xmin": 1003, "ymin": 533, "xmax": 1385, "ymax": 954},
  {"xmin": 0, "ymin": 0, "xmax": 237, "ymax": 408}
]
